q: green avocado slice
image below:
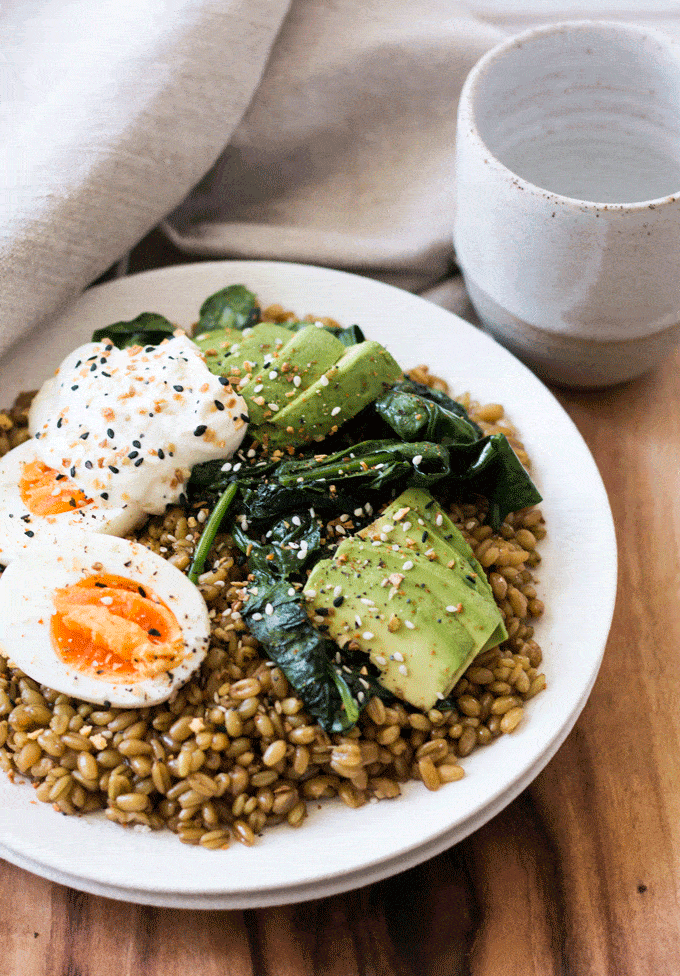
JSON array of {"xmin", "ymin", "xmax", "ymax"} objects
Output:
[
  {"xmin": 237, "ymin": 324, "xmax": 346, "ymax": 427},
  {"xmin": 196, "ymin": 322, "xmax": 292, "ymax": 378},
  {"xmin": 304, "ymin": 536, "xmax": 503, "ymax": 711},
  {"xmin": 361, "ymin": 487, "xmax": 507, "ymax": 651},
  {"xmin": 264, "ymin": 340, "xmax": 403, "ymax": 448}
]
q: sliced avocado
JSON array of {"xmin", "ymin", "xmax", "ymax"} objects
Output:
[
  {"xmin": 360, "ymin": 488, "xmax": 506, "ymax": 651},
  {"xmin": 237, "ymin": 324, "xmax": 346, "ymax": 427},
  {"xmin": 264, "ymin": 340, "xmax": 403, "ymax": 448},
  {"xmin": 304, "ymin": 535, "xmax": 503, "ymax": 711},
  {"xmin": 194, "ymin": 326, "xmax": 243, "ymax": 368},
  {"xmin": 197, "ymin": 322, "xmax": 292, "ymax": 378}
]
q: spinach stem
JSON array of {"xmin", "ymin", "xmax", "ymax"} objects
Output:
[{"xmin": 187, "ymin": 481, "xmax": 239, "ymax": 584}]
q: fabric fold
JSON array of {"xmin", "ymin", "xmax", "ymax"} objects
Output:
[{"xmin": 0, "ymin": 0, "xmax": 291, "ymax": 357}]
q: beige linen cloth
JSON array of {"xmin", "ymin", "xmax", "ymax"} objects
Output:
[{"xmin": 0, "ymin": 0, "xmax": 503, "ymax": 361}]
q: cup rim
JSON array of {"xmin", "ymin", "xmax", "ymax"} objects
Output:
[{"xmin": 457, "ymin": 19, "xmax": 680, "ymax": 212}]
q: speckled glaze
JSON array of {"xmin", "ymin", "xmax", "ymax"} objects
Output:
[{"xmin": 454, "ymin": 21, "xmax": 680, "ymax": 387}]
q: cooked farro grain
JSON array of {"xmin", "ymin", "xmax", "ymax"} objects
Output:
[{"xmin": 0, "ymin": 356, "xmax": 546, "ymax": 848}]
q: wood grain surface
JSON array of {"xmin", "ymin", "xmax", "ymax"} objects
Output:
[{"xmin": 1, "ymin": 252, "xmax": 678, "ymax": 975}]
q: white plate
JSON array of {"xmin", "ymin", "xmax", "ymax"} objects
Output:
[{"xmin": 0, "ymin": 260, "xmax": 616, "ymax": 908}]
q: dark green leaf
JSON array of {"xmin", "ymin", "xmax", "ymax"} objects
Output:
[
  {"xmin": 444, "ymin": 433, "xmax": 543, "ymax": 530},
  {"xmin": 375, "ymin": 387, "xmax": 480, "ymax": 445},
  {"xmin": 91, "ymin": 312, "xmax": 175, "ymax": 349},
  {"xmin": 195, "ymin": 285, "xmax": 260, "ymax": 336},
  {"xmin": 232, "ymin": 512, "xmax": 323, "ymax": 578},
  {"xmin": 275, "ymin": 439, "xmax": 450, "ymax": 492},
  {"xmin": 335, "ymin": 324, "xmax": 365, "ymax": 346},
  {"xmin": 241, "ymin": 575, "xmax": 389, "ymax": 731}
]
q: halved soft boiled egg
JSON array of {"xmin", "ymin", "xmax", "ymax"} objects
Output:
[
  {"xmin": 0, "ymin": 439, "xmax": 145, "ymax": 565},
  {"xmin": 0, "ymin": 530, "xmax": 211, "ymax": 707}
]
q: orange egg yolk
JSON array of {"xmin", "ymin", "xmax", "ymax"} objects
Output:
[
  {"xmin": 50, "ymin": 574, "xmax": 184, "ymax": 681},
  {"xmin": 20, "ymin": 459, "xmax": 92, "ymax": 516}
]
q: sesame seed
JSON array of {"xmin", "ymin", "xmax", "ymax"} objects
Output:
[
  {"xmin": 320, "ymin": 375, "xmax": 330, "ymax": 386},
  {"xmin": 403, "ymin": 560, "xmax": 414, "ymax": 571},
  {"xmin": 362, "ymin": 631, "xmax": 375, "ymax": 640},
  {"xmin": 293, "ymin": 375, "xmax": 302, "ymax": 387},
  {"xmin": 393, "ymin": 651, "xmax": 404, "ymax": 662},
  {"xmin": 404, "ymin": 620, "xmax": 415, "ymax": 629},
  {"xmin": 413, "ymin": 454, "xmax": 423, "ymax": 465},
  {"xmin": 265, "ymin": 603, "xmax": 274, "ymax": 616},
  {"xmin": 435, "ymin": 513, "xmax": 443, "ymax": 526},
  {"xmin": 193, "ymin": 425, "xmax": 207, "ymax": 436},
  {"xmin": 331, "ymin": 406, "xmax": 341, "ymax": 416},
  {"xmin": 398, "ymin": 664, "xmax": 408, "ymax": 676}
]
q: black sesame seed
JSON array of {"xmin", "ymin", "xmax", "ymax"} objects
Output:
[
  {"xmin": 94, "ymin": 582, "xmax": 106, "ymax": 588},
  {"xmin": 84, "ymin": 460, "xmax": 93, "ymax": 470},
  {"xmin": 90, "ymin": 362, "xmax": 97, "ymax": 372},
  {"xmin": 108, "ymin": 466, "xmax": 119, "ymax": 474},
  {"xmin": 421, "ymin": 531, "xmax": 428, "ymax": 542},
  {"xmin": 70, "ymin": 466, "xmax": 76, "ymax": 478},
  {"xmin": 80, "ymin": 432, "xmax": 89, "ymax": 440},
  {"xmin": 157, "ymin": 448, "xmax": 165, "ymax": 460},
  {"xmin": 134, "ymin": 458, "xmax": 144, "ymax": 467},
  {"xmin": 56, "ymin": 418, "xmax": 63, "ymax": 428},
  {"xmin": 101, "ymin": 371, "xmax": 111, "ymax": 378},
  {"xmin": 128, "ymin": 451, "xmax": 139, "ymax": 459},
  {"xmin": 132, "ymin": 440, "xmax": 141, "ymax": 448},
  {"xmin": 214, "ymin": 400, "xmax": 225, "ymax": 411},
  {"xmin": 100, "ymin": 492, "xmax": 109, "ymax": 500},
  {"xmin": 218, "ymin": 376, "xmax": 230, "ymax": 386},
  {"xmin": 193, "ymin": 425, "xmax": 207, "ymax": 436},
  {"xmin": 55, "ymin": 473, "xmax": 66, "ymax": 481},
  {"xmin": 71, "ymin": 385, "xmax": 79, "ymax": 391},
  {"xmin": 107, "ymin": 428, "xmax": 114, "ymax": 439},
  {"xmin": 69, "ymin": 498, "xmax": 77, "ymax": 508},
  {"xmin": 173, "ymin": 385, "xmax": 184, "ymax": 392},
  {"xmin": 138, "ymin": 586, "xmax": 147, "ymax": 598},
  {"xmin": 332, "ymin": 595, "xmax": 345, "ymax": 607},
  {"xmin": 145, "ymin": 346, "xmax": 155, "ymax": 353},
  {"xmin": 25, "ymin": 530, "xmax": 34, "ymax": 537},
  {"xmin": 240, "ymin": 413, "xmax": 249, "ymax": 422},
  {"xmin": 148, "ymin": 628, "xmax": 161, "ymax": 637}
]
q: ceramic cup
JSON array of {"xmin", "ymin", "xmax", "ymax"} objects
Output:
[{"xmin": 453, "ymin": 20, "xmax": 680, "ymax": 387}]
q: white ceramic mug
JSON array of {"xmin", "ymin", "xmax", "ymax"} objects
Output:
[{"xmin": 453, "ymin": 20, "xmax": 680, "ymax": 387}]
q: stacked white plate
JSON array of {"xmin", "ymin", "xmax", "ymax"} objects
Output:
[{"xmin": 0, "ymin": 262, "xmax": 616, "ymax": 908}]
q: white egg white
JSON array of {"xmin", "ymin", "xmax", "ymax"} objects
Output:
[
  {"xmin": 0, "ymin": 440, "xmax": 145, "ymax": 566},
  {"xmin": 0, "ymin": 530, "xmax": 211, "ymax": 707}
]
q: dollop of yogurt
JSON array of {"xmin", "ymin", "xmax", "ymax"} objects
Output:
[{"xmin": 28, "ymin": 331, "xmax": 249, "ymax": 514}]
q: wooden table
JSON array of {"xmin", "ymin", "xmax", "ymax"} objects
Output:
[{"xmin": 2, "ymin": 241, "xmax": 679, "ymax": 975}]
